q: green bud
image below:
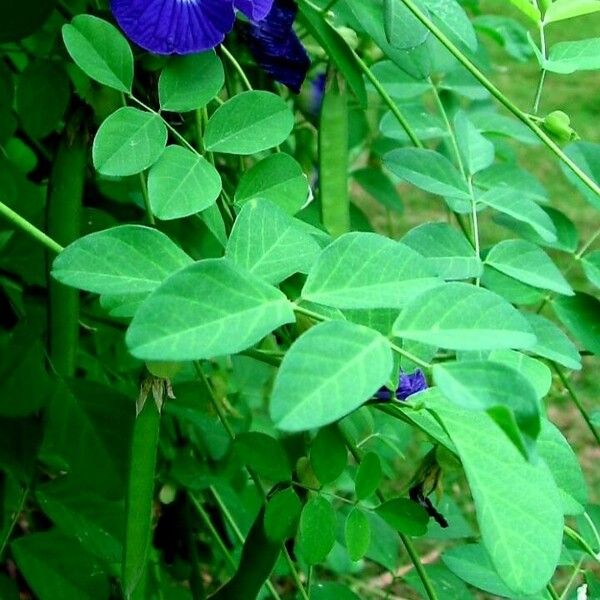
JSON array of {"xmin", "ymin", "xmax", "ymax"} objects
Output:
[{"xmin": 543, "ymin": 110, "xmax": 573, "ymax": 141}]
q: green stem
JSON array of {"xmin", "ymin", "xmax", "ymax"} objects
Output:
[
  {"xmin": 532, "ymin": 15, "xmax": 547, "ymax": 115},
  {"xmin": 547, "ymin": 583, "xmax": 560, "ymax": 600},
  {"xmin": 188, "ymin": 492, "xmax": 237, "ymax": 571},
  {"xmin": 398, "ymin": 0, "xmax": 600, "ymax": 201},
  {"xmin": 0, "ymin": 200, "xmax": 63, "ymax": 254},
  {"xmin": 553, "ymin": 364, "xmax": 600, "ymax": 446},
  {"xmin": 575, "ymin": 225, "xmax": 600, "ymax": 259},
  {"xmin": 220, "ymin": 45, "xmax": 253, "ymax": 92},
  {"xmin": 338, "ymin": 425, "xmax": 439, "ymax": 600},
  {"xmin": 564, "ymin": 526, "xmax": 600, "ymax": 561},
  {"xmin": 353, "ymin": 50, "xmax": 422, "ymax": 148},
  {"xmin": 558, "ymin": 558, "xmax": 583, "ymax": 600},
  {"xmin": 138, "ymin": 172, "xmax": 155, "ymax": 225},
  {"xmin": 0, "ymin": 485, "xmax": 28, "ymax": 561},
  {"xmin": 583, "ymin": 511, "xmax": 600, "ymax": 552}
]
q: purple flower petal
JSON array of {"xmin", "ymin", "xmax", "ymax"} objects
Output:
[
  {"xmin": 234, "ymin": 0, "xmax": 275, "ymax": 21},
  {"xmin": 111, "ymin": 0, "xmax": 236, "ymax": 55},
  {"xmin": 241, "ymin": 0, "xmax": 310, "ymax": 93},
  {"xmin": 396, "ymin": 370, "xmax": 428, "ymax": 401}
]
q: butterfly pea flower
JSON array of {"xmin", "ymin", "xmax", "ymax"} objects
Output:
[
  {"xmin": 375, "ymin": 369, "xmax": 428, "ymax": 402},
  {"xmin": 240, "ymin": 0, "xmax": 311, "ymax": 94},
  {"xmin": 110, "ymin": 0, "xmax": 310, "ymax": 92},
  {"xmin": 111, "ymin": 0, "xmax": 274, "ymax": 55}
]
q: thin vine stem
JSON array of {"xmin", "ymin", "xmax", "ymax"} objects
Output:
[
  {"xmin": 220, "ymin": 45, "xmax": 253, "ymax": 91},
  {"xmin": 532, "ymin": 5, "xmax": 547, "ymax": 115},
  {"xmin": 553, "ymin": 364, "xmax": 600, "ymax": 446},
  {"xmin": 338, "ymin": 424, "xmax": 439, "ymax": 600},
  {"xmin": 0, "ymin": 485, "xmax": 29, "ymax": 561},
  {"xmin": 0, "ymin": 200, "xmax": 64, "ymax": 254},
  {"xmin": 352, "ymin": 50, "xmax": 422, "ymax": 148},
  {"xmin": 194, "ymin": 363, "xmax": 310, "ymax": 600},
  {"xmin": 564, "ymin": 526, "xmax": 600, "ymax": 562},
  {"xmin": 558, "ymin": 558, "xmax": 584, "ymax": 600},
  {"xmin": 398, "ymin": 0, "xmax": 600, "ymax": 202},
  {"xmin": 547, "ymin": 583, "xmax": 561, "ymax": 600},
  {"xmin": 138, "ymin": 172, "xmax": 155, "ymax": 225}
]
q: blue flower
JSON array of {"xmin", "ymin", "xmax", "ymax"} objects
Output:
[
  {"xmin": 375, "ymin": 369, "xmax": 428, "ymax": 402},
  {"xmin": 240, "ymin": 0, "xmax": 311, "ymax": 94},
  {"xmin": 111, "ymin": 0, "xmax": 274, "ymax": 55}
]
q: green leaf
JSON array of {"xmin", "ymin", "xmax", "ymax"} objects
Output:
[
  {"xmin": 52, "ymin": 225, "xmax": 192, "ymax": 296},
  {"xmin": 299, "ymin": 495, "xmax": 336, "ymax": 564},
  {"xmin": 148, "ymin": 145, "xmax": 221, "ymax": 220},
  {"xmin": 487, "ymin": 350, "xmax": 552, "ymax": 400},
  {"xmin": 351, "ymin": 167, "xmax": 403, "ymax": 213},
  {"xmin": 582, "ymin": 250, "xmax": 600, "ymax": 288},
  {"xmin": 561, "ymin": 142, "xmax": 600, "ymax": 211},
  {"xmin": 523, "ymin": 313, "xmax": 582, "ymax": 370},
  {"xmin": 310, "ymin": 426, "xmax": 347, "ymax": 485},
  {"xmin": 312, "ymin": 583, "xmax": 361, "ymax": 600},
  {"xmin": 545, "ymin": 0, "xmax": 600, "ymax": 24},
  {"xmin": 375, "ymin": 498, "xmax": 429, "ymax": 536},
  {"xmin": 479, "ymin": 187, "xmax": 557, "ymax": 243},
  {"xmin": 401, "ymin": 223, "xmax": 482, "ymax": 280},
  {"xmin": 204, "ymin": 91, "xmax": 294, "ymax": 155},
  {"xmin": 384, "ymin": 0, "xmax": 430, "ymax": 49},
  {"xmin": 552, "ymin": 292, "xmax": 600, "ymax": 355},
  {"xmin": 12, "ymin": 530, "xmax": 110, "ymax": 600},
  {"xmin": 62, "ymin": 15, "xmax": 133, "ymax": 93},
  {"xmin": 355, "ymin": 452, "xmax": 383, "ymax": 500},
  {"xmin": 393, "ymin": 283, "xmax": 536, "ymax": 350},
  {"xmin": 36, "ymin": 479, "xmax": 122, "ymax": 564},
  {"xmin": 264, "ymin": 488, "xmax": 302, "ymax": 542},
  {"xmin": 369, "ymin": 61, "xmax": 430, "ymax": 100},
  {"xmin": 126, "ymin": 258, "xmax": 296, "ymax": 361},
  {"xmin": 298, "ymin": 1, "xmax": 367, "ymax": 107},
  {"xmin": 423, "ymin": 0, "xmax": 478, "ymax": 50},
  {"xmin": 270, "ymin": 320, "xmax": 393, "ymax": 432},
  {"xmin": 545, "ymin": 38, "xmax": 600, "ymax": 74},
  {"xmin": 433, "ymin": 360, "xmax": 540, "ymax": 440},
  {"xmin": 506, "ymin": 0, "xmax": 541, "ymax": 22},
  {"xmin": 385, "ymin": 148, "xmax": 470, "ymax": 200},
  {"xmin": 429, "ymin": 399, "xmax": 563, "ymax": 596},
  {"xmin": 481, "ymin": 264, "xmax": 546, "ymax": 306},
  {"xmin": 226, "ymin": 199, "xmax": 321, "ymax": 285},
  {"xmin": 345, "ymin": 508, "xmax": 371, "ymax": 561},
  {"xmin": 443, "ymin": 543, "xmax": 518, "ymax": 598},
  {"xmin": 92, "ymin": 107, "xmax": 167, "ymax": 176},
  {"xmin": 234, "ymin": 153, "xmax": 309, "ymax": 215},
  {"xmin": 158, "ymin": 51, "xmax": 224, "ymax": 112},
  {"xmin": 302, "ymin": 232, "xmax": 439, "ymax": 309},
  {"xmin": 0, "ymin": 0, "xmax": 55, "ymax": 43},
  {"xmin": 453, "ymin": 111, "xmax": 494, "ymax": 175},
  {"xmin": 485, "ymin": 239, "xmax": 574, "ymax": 296},
  {"xmin": 235, "ymin": 432, "xmax": 291, "ymax": 482},
  {"xmin": 537, "ymin": 420, "xmax": 588, "ymax": 515}
]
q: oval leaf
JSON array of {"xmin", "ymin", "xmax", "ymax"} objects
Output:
[
  {"xmin": 270, "ymin": 320, "xmax": 393, "ymax": 432},
  {"xmin": 299, "ymin": 496, "xmax": 336, "ymax": 564},
  {"xmin": 126, "ymin": 258, "xmax": 296, "ymax": 361}
]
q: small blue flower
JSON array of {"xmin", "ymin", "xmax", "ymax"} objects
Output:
[
  {"xmin": 241, "ymin": 0, "xmax": 311, "ymax": 93},
  {"xmin": 111, "ymin": 0, "xmax": 274, "ymax": 55},
  {"xmin": 375, "ymin": 369, "xmax": 428, "ymax": 402}
]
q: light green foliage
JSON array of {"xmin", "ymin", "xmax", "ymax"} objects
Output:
[
  {"xmin": 226, "ymin": 199, "xmax": 321, "ymax": 285},
  {"xmin": 93, "ymin": 108, "xmax": 167, "ymax": 176},
  {"xmin": 235, "ymin": 432, "xmax": 291, "ymax": 482},
  {"xmin": 158, "ymin": 51, "xmax": 224, "ymax": 112},
  {"xmin": 62, "ymin": 15, "xmax": 133, "ymax": 92},
  {"xmin": 345, "ymin": 508, "xmax": 371, "ymax": 561},
  {"xmin": 433, "ymin": 360, "xmax": 541, "ymax": 440},
  {"xmin": 264, "ymin": 488, "xmax": 302, "ymax": 542},
  {"xmin": 375, "ymin": 498, "xmax": 429, "ymax": 536},
  {"xmin": 355, "ymin": 452, "xmax": 383, "ymax": 500},
  {"xmin": 310, "ymin": 426, "xmax": 347, "ymax": 484},
  {"xmin": 204, "ymin": 91, "xmax": 294, "ymax": 154},
  {"xmin": 234, "ymin": 153, "xmax": 309, "ymax": 214},
  {"xmin": 52, "ymin": 225, "xmax": 192, "ymax": 295},
  {"xmin": 270, "ymin": 321, "xmax": 393, "ymax": 431},
  {"xmin": 148, "ymin": 145, "xmax": 221, "ymax": 220},
  {"xmin": 401, "ymin": 222, "xmax": 482, "ymax": 280},
  {"xmin": 302, "ymin": 232, "xmax": 439, "ymax": 309},
  {"xmin": 126, "ymin": 259, "xmax": 296, "ymax": 361},
  {"xmin": 430, "ymin": 399, "xmax": 564, "ymax": 596},
  {"xmin": 485, "ymin": 239, "xmax": 574, "ymax": 295},
  {"xmin": 393, "ymin": 283, "xmax": 537, "ymax": 350}
]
